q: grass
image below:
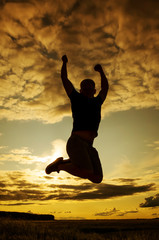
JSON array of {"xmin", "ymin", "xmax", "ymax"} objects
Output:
[{"xmin": 0, "ymin": 218, "xmax": 159, "ymax": 240}]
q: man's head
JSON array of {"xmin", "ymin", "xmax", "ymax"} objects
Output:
[{"xmin": 80, "ymin": 79, "xmax": 96, "ymax": 98}]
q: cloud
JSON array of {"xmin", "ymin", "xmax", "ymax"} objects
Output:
[
  {"xmin": 0, "ymin": 139, "xmax": 67, "ymax": 167},
  {"xmin": 108, "ymin": 153, "xmax": 159, "ymax": 182},
  {"xmin": 95, "ymin": 207, "xmax": 119, "ymax": 217},
  {"xmin": 95, "ymin": 207, "xmax": 138, "ymax": 217},
  {"xmin": 147, "ymin": 141, "xmax": 159, "ymax": 151},
  {"xmin": 0, "ymin": 145, "xmax": 8, "ymax": 150},
  {"xmin": 0, "ymin": 0, "xmax": 158, "ymax": 123},
  {"xmin": 117, "ymin": 210, "xmax": 138, "ymax": 217},
  {"xmin": 0, "ymin": 152, "xmax": 41, "ymax": 165},
  {"xmin": 0, "ymin": 202, "xmax": 35, "ymax": 206},
  {"xmin": 0, "ymin": 171, "xmax": 155, "ymax": 202},
  {"xmin": 57, "ymin": 182, "xmax": 154, "ymax": 201},
  {"xmin": 112, "ymin": 178, "xmax": 141, "ymax": 184},
  {"xmin": 140, "ymin": 194, "xmax": 159, "ymax": 208},
  {"xmin": 10, "ymin": 147, "xmax": 32, "ymax": 155}
]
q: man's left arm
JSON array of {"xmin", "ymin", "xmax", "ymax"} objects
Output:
[{"xmin": 94, "ymin": 64, "xmax": 109, "ymax": 102}]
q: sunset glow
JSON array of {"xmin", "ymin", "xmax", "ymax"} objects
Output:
[{"xmin": 0, "ymin": 0, "xmax": 159, "ymax": 220}]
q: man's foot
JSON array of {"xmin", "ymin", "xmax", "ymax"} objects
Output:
[{"xmin": 45, "ymin": 157, "xmax": 63, "ymax": 174}]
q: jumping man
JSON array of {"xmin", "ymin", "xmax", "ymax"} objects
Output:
[{"xmin": 45, "ymin": 55, "xmax": 109, "ymax": 183}]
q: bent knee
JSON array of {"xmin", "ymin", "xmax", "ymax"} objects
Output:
[{"xmin": 89, "ymin": 174, "xmax": 103, "ymax": 184}]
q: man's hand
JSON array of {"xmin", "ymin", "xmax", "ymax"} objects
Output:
[
  {"xmin": 94, "ymin": 64, "xmax": 103, "ymax": 72},
  {"xmin": 62, "ymin": 55, "xmax": 68, "ymax": 63},
  {"xmin": 61, "ymin": 54, "xmax": 74, "ymax": 96}
]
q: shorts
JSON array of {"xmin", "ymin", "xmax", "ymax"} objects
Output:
[{"xmin": 66, "ymin": 134, "xmax": 102, "ymax": 175}]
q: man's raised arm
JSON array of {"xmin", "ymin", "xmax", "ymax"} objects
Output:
[
  {"xmin": 94, "ymin": 64, "xmax": 109, "ymax": 102},
  {"xmin": 61, "ymin": 55, "xmax": 74, "ymax": 96}
]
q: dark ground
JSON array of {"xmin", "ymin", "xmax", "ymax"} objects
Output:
[{"xmin": 0, "ymin": 218, "xmax": 159, "ymax": 240}]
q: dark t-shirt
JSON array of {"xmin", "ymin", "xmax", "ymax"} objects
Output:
[{"xmin": 69, "ymin": 88, "xmax": 104, "ymax": 136}]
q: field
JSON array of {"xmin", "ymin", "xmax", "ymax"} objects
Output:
[{"xmin": 0, "ymin": 218, "xmax": 159, "ymax": 240}]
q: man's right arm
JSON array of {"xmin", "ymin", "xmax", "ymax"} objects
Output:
[
  {"xmin": 61, "ymin": 55, "xmax": 74, "ymax": 96},
  {"xmin": 94, "ymin": 64, "xmax": 109, "ymax": 102}
]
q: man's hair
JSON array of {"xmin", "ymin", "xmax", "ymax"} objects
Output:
[{"xmin": 80, "ymin": 79, "xmax": 95, "ymax": 89}]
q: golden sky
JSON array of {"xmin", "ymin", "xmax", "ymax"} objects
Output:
[{"xmin": 0, "ymin": 0, "xmax": 159, "ymax": 219}]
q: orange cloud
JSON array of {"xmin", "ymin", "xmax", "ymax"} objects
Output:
[
  {"xmin": 0, "ymin": 0, "xmax": 158, "ymax": 123},
  {"xmin": 0, "ymin": 171, "xmax": 155, "ymax": 203}
]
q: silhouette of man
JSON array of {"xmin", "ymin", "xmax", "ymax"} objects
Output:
[{"xmin": 45, "ymin": 55, "xmax": 109, "ymax": 183}]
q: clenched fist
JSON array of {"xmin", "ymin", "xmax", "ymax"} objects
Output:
[
  {"xmin": 62, "ymin": 55, "xmax": 68, "ymax": 63},
  {"xmin": 94, "ymin": 64, "xmax": 103, "ymax": 72}
]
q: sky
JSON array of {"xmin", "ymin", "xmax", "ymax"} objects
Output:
[{"xmin": 0, "ymin": 0, "xmax": 159, "ymax": 220}]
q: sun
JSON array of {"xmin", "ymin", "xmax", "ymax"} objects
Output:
[
  {"xmin": 36, "ymin": 139, "xmax": 67, "ymax": 176},
  {"xmin": 52, "ymin": 148, "xmax": 63, "ymax": 161},
  {"xmin": 42, "ymin": 139, "xmax": 67, "ymax": 165},
  {"xmin": 51, "ymin": 139, "xmax": 67, "ymax": 160}
]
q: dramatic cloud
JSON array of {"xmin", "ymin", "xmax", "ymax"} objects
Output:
[
  {"xmin": 0, "ymin": 0, "xmax": 158, "ymax": 123},
  {"xmin": 0, "ymin": 171, "xmax": 155, "ymax": 202},
  {"xmin": 140, "ymin": 194, "xmax": 159, "ymax": 208},
  {"xmin": 57, "ymin": 182, "xmax": 155, "ymax": 201}
]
